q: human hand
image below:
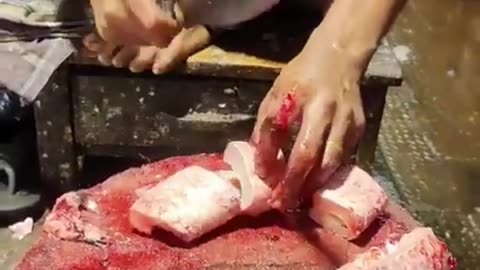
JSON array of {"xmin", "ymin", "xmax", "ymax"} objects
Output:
[
  {"xmin": 251, "ymin": 30, "xmax": 367, "ymax": 211},
  {"xmin": 89, "ymin": 0, "xmax": 180, "ymax": 46},
  {"xmin": 83, "ymin": 25, "xmax": 210, "ymax": 74}
]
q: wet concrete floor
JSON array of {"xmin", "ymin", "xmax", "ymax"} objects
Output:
[{"xmin": 382, "ymin": 0, "xmax": 480, "ymax": 269}]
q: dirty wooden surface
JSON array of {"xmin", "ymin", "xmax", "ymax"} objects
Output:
[
  {"xmin": 72, "ymin": 74, "xmax": 266, "ymax": 155},
  {"xmin": 70, "ymin": 74, "xmax": 390, "ymax": 167},
  {"xmin": 74, "ymin": 43, "xmax": 401, "ymax": 84},
  {"xmin": 33, "ymin": 65, "xmax": 78, "ymax": 195}
]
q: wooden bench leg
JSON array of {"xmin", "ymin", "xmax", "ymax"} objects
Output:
[
  {"xmin": 34, "ymin": 65, "xmax": 78, "ymax": 196},
  {"xmin": 357, "ymin": 85, "xmax": 388, "ymax": 170}
]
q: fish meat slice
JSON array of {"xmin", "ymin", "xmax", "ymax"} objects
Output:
[
  {"xmin": 129, "ymin": 141, "xmax": 283, "ymax": 242},
  {"xmin": 130, "ymin": 142, "xmax": 388, "ymax": 243},
  {"xmin": 309, "ymin": 165, "xmax": 388, "ymax": 240},
  {"xmin": 223, "ymin": 141, "xmax": 283, "ymax": 216},
  {"xmin": 338, "ymin": 227, "xmax": 457, "ymax": 270},
  {"xmin": 129, "ymin": 165, "xmax": 241, "ymax": 242}
]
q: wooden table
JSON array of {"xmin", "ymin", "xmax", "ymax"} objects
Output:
[{"xmin": 33, "ymin": 11, "xmax": 402, "ymax": 194}]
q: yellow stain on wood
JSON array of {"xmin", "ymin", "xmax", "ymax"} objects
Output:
[{"xmin": 188, "ymin": 45, "xmax": 285, "ymax": 69}]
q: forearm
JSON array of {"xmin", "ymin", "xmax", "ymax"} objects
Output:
[{"xmin": 308, "ymin": 0, "xmax": 406, "ymax": 69}]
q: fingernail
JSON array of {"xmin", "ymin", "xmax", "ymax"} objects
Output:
[
  {"xmin": 112, "ymin": 60, "xmax": 121, "ymax": 68},
  {"xmin": 98, "ymin": 56, "xmax": 110, "ymax": 66},
  {"xmin": 129, "ymin": 67, "xmax": 140, "ymax": 73},
  {"xmin": 152, "ymin": 65, "xmax": 163, "ymax": 75}
]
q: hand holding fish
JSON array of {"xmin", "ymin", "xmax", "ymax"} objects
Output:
[
  {"xmin": 251, "ymin": 25, "xmax": 366, "ymax": 211},
  {"xmin": 252, "ymin": 0, "xmax": 406, "ymax": 212}
]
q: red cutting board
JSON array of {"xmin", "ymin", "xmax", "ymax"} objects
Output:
[{"xmin": 15, "ymin": 154, "xmax": 418, "ymax": 270}]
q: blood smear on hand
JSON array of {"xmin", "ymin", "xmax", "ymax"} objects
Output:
[{"xmin": 274, "ymin": 91, "xmax": 296, "ymax": 130}]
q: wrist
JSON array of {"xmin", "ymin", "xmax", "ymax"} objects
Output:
[
  {"xmin": 309, "ymin": 23, "xmax": 377, "ymax": 73},
  {"xmin": 310, "ymin": 0, "xmax": 405, "ymax": 72}
]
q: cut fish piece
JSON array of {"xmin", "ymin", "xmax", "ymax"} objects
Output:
[
  {"xmin": 129, "ymin": 166, "xmax": 241, "ymax": 242},
  {"xmin": 384, "ymin": 227, "xmax": 456, "ymax": 270},
  {"xmin": 223, "ymin": 141, "xmax": 284, "ymax": 216},
  {"xmin": 338, "ymin": 227, "xmax": 457, "ymax": 270},
  {"xmin": 43, "ymin": 192, "xmax": 107, "ymax": 245},
  {"xmin": 338, "ymin": 247, "xmax": 386, "ymax": 270},
  {"xmin": 309, "ymin": 165, "xmax": 388, "ymax": 240},
  {"xmin": 215, "ymin": 170, "xmax": 242, "ymax": 188}
]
